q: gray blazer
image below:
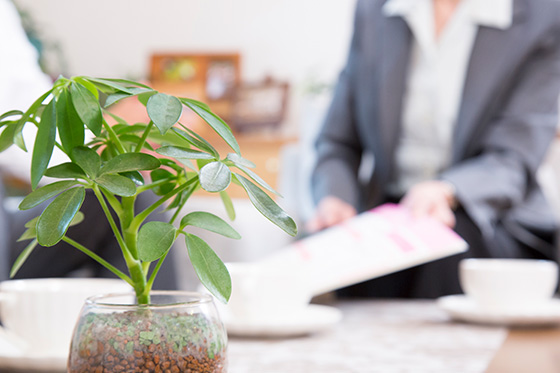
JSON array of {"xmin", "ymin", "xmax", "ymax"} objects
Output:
[{"xmin": 313, "ymin": 0, "xmax": 560, "ymax": 258}]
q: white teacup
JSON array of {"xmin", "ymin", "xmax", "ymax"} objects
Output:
[
  {"xmin": 0, "ymin": 278, "xmax": 131, "ymax": 357},
  {"xmin": 459, "ymin": 258, "xmax": 559, "ymax": 312},
  {"xmin": 222, "ymin": 262, "xmax": 312, "ymax": 321}
]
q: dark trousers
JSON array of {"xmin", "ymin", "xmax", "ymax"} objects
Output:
[{"xmin": 337, "ymin": 206, "xmax": 552, "ymax": 299}]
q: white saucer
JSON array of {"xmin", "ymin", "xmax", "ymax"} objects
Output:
[
  {"xmin": 437, "ymin": 295, "xmax": 560, "ymax": 327},
  {"xmin": 0, "ymin": 354, "xmax": 66, "ymax": 372},
  {"xmin": 222, "ymin": 304, "xmax": 343, "ymax": 337}
]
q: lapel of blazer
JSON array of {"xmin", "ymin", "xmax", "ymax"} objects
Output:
[
  {"xmin": 377, "ymin": 15, "xmax": 412, "ymax": 178},
  {"xmin": 452, "ymin": 0, "xmax": 529, "ymax": 162}
]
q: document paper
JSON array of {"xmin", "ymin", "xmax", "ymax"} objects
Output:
[{"xmin": 264, "ymin": 204, "xmax": 469, "ymax": 295}]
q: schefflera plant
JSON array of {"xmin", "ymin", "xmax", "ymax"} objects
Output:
[{"xmin": 0, "ymin": 76, "xmax": 297, "ymax": 304}]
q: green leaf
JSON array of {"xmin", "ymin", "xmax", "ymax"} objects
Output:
[
  {"xmin": 236, "ymin": 164, "xmax": 281, "ymax": 197},
  {"xmin": 69, "ymin": 82, "xmax": 102, "ymax": 136},
  {"xmin": 93, "ymin": 77, "xmax": 152, "ymax": 90},
  {"xmin": 100, "ymin": 144, "xmax": 118, "ymax": 162},
  {"xmin": 177, "ymin": 159, "xmax": 197, "ymax": 172},
  {"xmin": 118, "ymin": 134, "xmax": 146, "ymax": 147},
  {"xmin": 180, "ymin": 211, "xmax": 240, "ymax": 239},
  {"xmin": 69, "ymin": 211, "xmax": 85, "ymax": 226},
  {"xmin": 0, "ymin": 122, "xmax": 18, "ymax": 152},
  {"xmin": 31, "ymin": 99, "xmax": 57, "ymax": 189},
  {"xmin": 0, "ymin": 110, "xmax": 23, "ymax": 121},
  {"xmin": 137, "ymin": 221, "xmax": 177, "ymax": 262},
  {"xmin": 13, "ymin": 127, "xmax": 26, "ymax": 151},
  {"xmin": 104, "ymin": 87, "xmax": 151, "ymax": 107},
  {"xmin": 186, "ymin": 234, "xmax": 231, "ymax": 304},
  {"xmin": 166, "ymin": 188, "xmax": 188, "ymax": 210},
  {"xmin": 24, "ymin": 216, "xmax": 39, "ymax": 229},
  {"xmin": 37, "ymin": 187, "xmax": 85, "ymax": 246},
  {"xmin": 19, "ymin": 180, "xmax": 80, "ymax": 210},
  {"xmin": 56, "ymin": 89, "xmax": 85, "ymax": 152},
  {"xmin": 120, "ymin": 171, "xmax": 144, "ymax": 186},
  {"xmin": 71, "ymin": 146, "xmax": 101, "ymax": 178},
  {"xmin": 226, "ymin": 153, "xmax": 256, "ymax": 168},
  {"xmin": 137, "ymin": 90, "xmax": 157, "ymax": 106},
  {"xmin": 150, "ymin": 169, "xmax": 176, "ymax": 196},
  {"xmin": 150, "ymin": 168, "xmax": 174, "ymax": 182},
  {"xmin": 17, "ymin": 226, "xmax": 36, "ymax": 242},
  {"xmin": 104, "ymin": 92, "xmax": 130, "ymax": 107},
  {"xmin": 172, "ymin": 127, "xmax": 218, "ymax": 158},
  {"xmin": 234, "ymin": 174, "xmax": 297, "ymax": 236},
  {"xmin": 159, "ymin": 158, "xmax": 185, "ymax": 172},
  {"xmin": 104, "ymin": 111, "xmax": 129, "ymax": 126},
  {"xmin": 181, "ymin": 98, "xmax": 240, "ymax": 154},
  {"xmin": 114, "ymin": 123, "xmax": 146, "ymax": 134},
  {"xmin": 73, "ymin": 77, "xmax": 99, "ymax": 99},
  {"xmin": 10, "ymin": 239, "xmax": 38, "ymax": 278},
  {"xmin": 220, "ymin": 191, "xmax": 236, "ymax": 221},
  {"xmin": 147, "ymin": 93, "xmax": 183, "ymax": 134},
  {"xmin": 100, "ymin": 153, "xmax": 160, "ymax": 175},
  {"xmin": 156, "ymin": 146, "xmax": 215, "ymax": 160},
  {"xmin": 179, "ymin": 97, "xmax": 211, "ymax": 111},
  {"xmin": 21, "ymin": 209, "xmax": 82, "ymax": 244},
  {"xmin": 15, "ymin": 89, "xmax": 53, "ymax": 150},
  {"xmin": 86, "ymin": 77, "xmax": 136, "ymax": 94},
  {"xmin": 18, "ymin": 212, "xmax": 83, "ymax": 241},
  {"xmin": 45, "ymin": 162, "xmax": 87, "ymax": 179},
  {"xmin": 146, "ymin": 126, "xmax": 190, "ymax": 148},
  {"xmin": 96, "ymin": 174, "xmax": 137, "ymax": 197},
  {"xmin": 197, "ymin": 159, "xmax": 213, "ymax": 170},
  {"xmin": 199, "ymin": 162, "xmax": 231, "ymax": 193}
]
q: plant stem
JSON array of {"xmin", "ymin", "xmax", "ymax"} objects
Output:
[
  {"xmin": 62, "ymin": 236, "xmax": 133, "ymax": 286},
  {"xmin": 92, "ymin": 185, "xmax": 133, "ymax": 265},
  {"xmin": 130, "ymin": 177, "xmax": 198, "ymax": 232},
  {"xmin": 100, "ymin": 187, "xmax": 123, "ymax": 216},
  {"xmin": 169, "ymin": 180, "xmax": 199, "ymax": 224},
  {"xmin": 145, "ymin": 244, "xmax": 172, "ymax": 295},
  {"xmin": 92, "ymin": 185, "xmax": 149, "ymax": 303},
  {"xmin": 129, "ymin": 262, "xmax": 150, "ymax": 304},
  {"xmin": 102, "ymin": 119, "xmax": 126, "ymax": 154},
  {"xmin": 121, "ymin": 196, "xmax": 138, "ymax": 259},
  {"xmin": 136, "ymin": 178, "xmax": 170, "ymax": 194},
  {"xmin": 135, "ymin": 120, "xmax": 154, "ymax": 152}
]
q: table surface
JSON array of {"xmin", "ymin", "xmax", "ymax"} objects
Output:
[
  {"xmin": 3, "ymin": 299, "xmax": 559, "ymax": 373},
  {"xmin": 228, "ymin": 300, "xmax": 510, "ymax": 373}
]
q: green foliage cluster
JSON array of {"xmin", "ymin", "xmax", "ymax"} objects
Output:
[{"xmin": 0, "ymin": 76, "xmax": 297, "ymax": 304}]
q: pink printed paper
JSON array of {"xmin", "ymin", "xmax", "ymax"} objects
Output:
[{"xmin": 263, "ymin": 203, "xmax": 468, "ymax": 295}]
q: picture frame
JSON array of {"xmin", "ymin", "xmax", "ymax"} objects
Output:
[
  {"xmin": 230, "ymin": 77, "xmax": 289, "ymax": 133},
  {"xmin": 150, "ymin": 53, "xmax": 241, "ymax": 120}
]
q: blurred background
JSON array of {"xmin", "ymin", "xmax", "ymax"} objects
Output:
[
  {"xmin": 7, "ymin": 0, "xmax": 357, "ymax": 289},
  {"xmin": 7, "ymin": 0, "xmax": 560, "ymax": 291}
]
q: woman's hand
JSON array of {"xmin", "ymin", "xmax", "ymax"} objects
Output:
[
  {"xmin": 400, "ymin": 181, "xmax": 457, "ymax": 228},
  {"xmin": 306, "ymin": 196, "xmax": 357, "ymax": 233}
]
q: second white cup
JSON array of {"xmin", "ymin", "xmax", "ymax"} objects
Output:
[{"xmin": 459, "ymin": 258, "xmax": 558, "ymax": 312}]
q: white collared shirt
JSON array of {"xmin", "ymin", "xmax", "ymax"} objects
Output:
[{"xmin": 383, "ymin": 0, "xmax": 513, "ymax": 195}]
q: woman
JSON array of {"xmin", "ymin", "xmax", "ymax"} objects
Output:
[{"xmin": 309, "ymin": 0, "xmax": 560, "ymax": 298}]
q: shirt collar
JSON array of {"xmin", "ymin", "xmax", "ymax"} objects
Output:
[
  {"xmin": 468, "ymin": 0, "xmax": 513, "ymax": 29},
  {"xmin": 382, "ymin": 0, "xmax": 513, "ymax": 30}
]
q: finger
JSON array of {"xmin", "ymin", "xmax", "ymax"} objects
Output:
[
  {"xmin": 432, "ymin": 204, "xmax": 456, "ymax": 228},
  {"xmin": 409, "ymin": 198, "xmax": 432, "ymax": 218},
  {"xmin": 305, "ymin": 216, "xmax": 322, "ymax": 233},
  {"xmin": 323, "ymin": 209, "xmax": 345, "ymax": 227},
  {"xmin": 339, "ymin": 207, "xmax": 357, "ymax": 221}
]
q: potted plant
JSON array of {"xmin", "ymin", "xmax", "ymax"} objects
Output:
[{"xmin": 0, "ymin": 76, "xmax": 297, "ymax": 372}]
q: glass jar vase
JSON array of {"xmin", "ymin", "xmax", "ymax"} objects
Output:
[{"xmin": 68, "ymin": 291, "xmax": 227, "ymax": 372}]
